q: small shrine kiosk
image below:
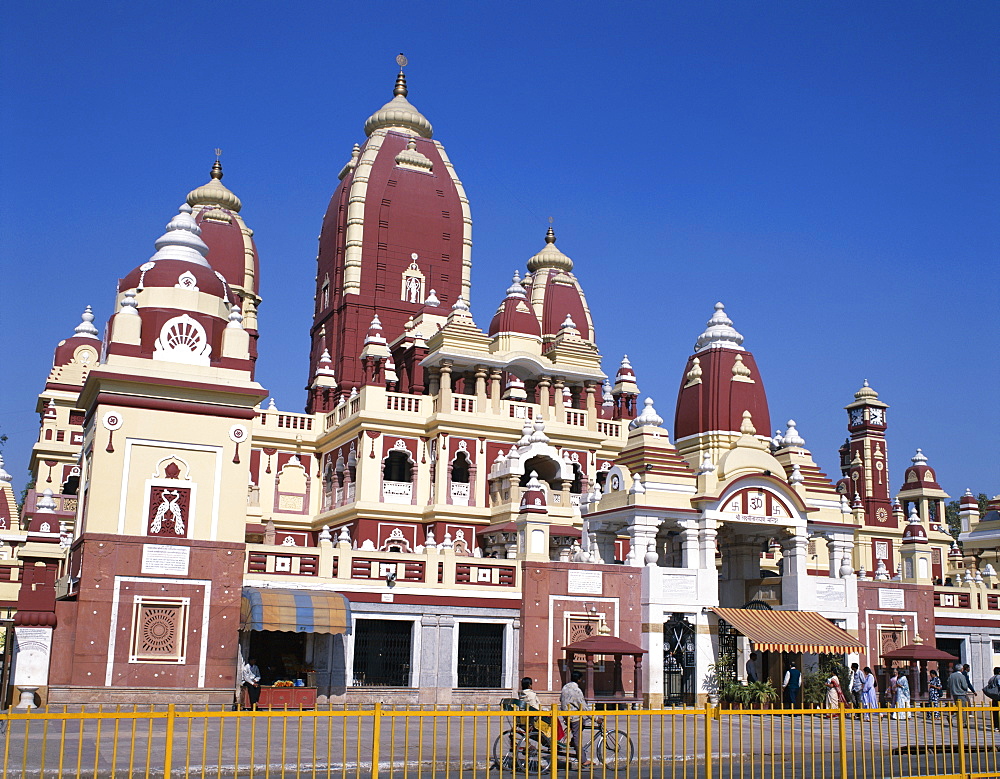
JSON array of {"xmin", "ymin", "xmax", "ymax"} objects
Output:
[{"xmin": 562, "ymin": 634, "xmax": 647, "ymax": 708}]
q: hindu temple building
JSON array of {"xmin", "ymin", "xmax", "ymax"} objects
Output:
[{"xmin": 4, "ymin": 59, "xmax": 997, "ymax": 709}]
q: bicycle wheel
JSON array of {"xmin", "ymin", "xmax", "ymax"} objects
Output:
[
  {"xmin": 493, "ymin": 729, "xmax": 519, "ymax": 769},
  {"xmin": 596, "ymin": 729, "xmax": 634, "ymax": 770},
  {"xmin": 514, "ymin": 731, "xmax": 551, "ymax": 772}
]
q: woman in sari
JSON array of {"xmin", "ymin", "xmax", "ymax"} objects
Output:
[
  {"xmin": 861, "ymin": 667, "xmax": 878, "ymax": 720},
  {"xmin": 892, "ymin": 669, "xmax": 912, "ymax": 719},
  {"xmin": 824, "ymin": 673, "xmax": 847, "ymax": 716}
]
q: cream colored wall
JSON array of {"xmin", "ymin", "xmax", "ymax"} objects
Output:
[{"xmin": 81, "ymin": 406, "xmax": 250, "ymax": 543}]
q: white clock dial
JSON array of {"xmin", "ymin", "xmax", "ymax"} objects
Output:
[
  {"xmin": 850, "ymin": 409, "xmax": 864, "ymax": 426},
  {"xmin": 869, "ymin": 408, "xmax": 884, "ymax": 425}
]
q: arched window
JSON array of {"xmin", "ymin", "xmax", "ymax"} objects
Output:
[
  {"xmin": 451, "ymin": 452, "xmax": 471, "ymax": 484},
  {"xmin": 384, "ymin": 451, "xmax": 412, "ymax": 483},
  {"xmin": 519, "ymin": 455, "xmax": 560, "ymax": 488},
  {"xmin": 569, "ymin": 464, "xmax": 584, "ymax": 495},
  {"xmin": 62, "ymin": 475, "xmax": 80, "ymax": 496}
]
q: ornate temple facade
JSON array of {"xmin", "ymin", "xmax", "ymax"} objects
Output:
[{"xmin": 3, "ymin": 62, "xmax": 997, "ymax": 708}]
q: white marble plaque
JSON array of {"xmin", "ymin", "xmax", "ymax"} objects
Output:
[
  {"xmin": 141, "ymin": 544, "xmax": 190, "ymax": 576},
  {"xmin": 13, "ymin": 627, "xmax": 53, "ymax": 686},
  {"xmin": 662, "ymin": 575, "xmax": 698, "ymax": 599},
  {"xmin": 567, "ymin": 569, "xmax": 603, "ymax": 595},
  {"xmin": 878, "ymin": 587, "xmax": 906, "ymax": 610},
  {"xmin": 815, "ymin": 581, "xmax": 846, "ymax": 605}
]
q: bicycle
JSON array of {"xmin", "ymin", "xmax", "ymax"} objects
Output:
[{"xmin": 492, "ymin": 699, "xmax": 635, "ymax": 771}]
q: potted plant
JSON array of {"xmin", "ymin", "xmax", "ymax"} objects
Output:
[{"xmin": 745, "ymin": 680, "xmax": 779, "ymax": 709}]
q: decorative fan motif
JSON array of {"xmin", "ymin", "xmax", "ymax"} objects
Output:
[
  {"xmin": 141, "ymin": 606, "xmax": 179, "ymax": 654},
  {"xmin": 153, "ymin": 314, "xmax": 212, "ymax": 365}
]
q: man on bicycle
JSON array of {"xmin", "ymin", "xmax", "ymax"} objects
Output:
[{"xmin": 560, "ymin": 671, "xmax": 598, "ymax": 766}]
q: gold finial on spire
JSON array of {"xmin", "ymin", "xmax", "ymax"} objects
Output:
[
  {"xmin": 545, "ymin": 216, "xmax": 556, "ymax": 244},
  {"xmin": 211, "ymin": 148, "xmax": 223, "ymax": 180},
  {"xmin": 394, "ymin": 53, "xmax": 408, "ymax": 97}
]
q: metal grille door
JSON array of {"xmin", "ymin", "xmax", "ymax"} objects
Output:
[{"xmin": 457, "ymin": 622, "xmax": 504, "ymax": 688}]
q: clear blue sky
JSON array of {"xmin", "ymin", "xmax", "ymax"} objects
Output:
[{"xmin": 2, "ymin": 1, "xmax": 997, "ymax": 501}]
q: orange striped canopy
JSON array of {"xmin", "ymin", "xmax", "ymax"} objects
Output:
[{"xmin": 712, "ymin": 607, "xmax": 864, "ymax": 654}]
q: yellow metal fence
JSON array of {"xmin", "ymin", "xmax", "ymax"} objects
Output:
[{"xmin": 2, "ymin": 701, "xmax": 1000, "ymax": 778}]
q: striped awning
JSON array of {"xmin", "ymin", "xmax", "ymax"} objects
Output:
[
  {"xmin": 240, "ymin": 588, "xmax": 352, "ymax": 634},
  {"xmin": 711, "ymin": 607, "xmax": 864, "ymax": 654}
]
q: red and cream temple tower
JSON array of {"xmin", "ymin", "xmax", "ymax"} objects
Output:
[{"xmin": 4, "ymin": 59, "xmax": 997, "ymax": 707}]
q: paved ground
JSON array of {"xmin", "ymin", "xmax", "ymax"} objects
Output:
[{"xmin": 1, "ymin": 707, "xmax": 999, "ymax": 778}]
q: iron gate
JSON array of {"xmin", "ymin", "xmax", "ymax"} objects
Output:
[{"xmin": 663, "ymin": 613, "xmax": 696, "ymax": 705}]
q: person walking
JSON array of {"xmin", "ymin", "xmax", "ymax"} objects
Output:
[
  {"xmin": 948, "ymin": 662, "xmax": 973, "ymax": 724},
  {"xmin": 824, "ymin": 672, "xmax": 847, "ymax": 716},
  {"xmin": 982, "ymin": 667, "xmax": 1000, "ymax": 730},
  {"xmin": 849, "ymin": 663, "xmax": 865, "ymax": 711},
  {"xmin": 861, "ymin": 667, "xmax": 879, "ymax": 720},
  {"xmin": 886, "ymin": 668, "xmax": 899, "ymax": 708},
  {"xmin": 927, "ymin": 669, "xmax": 943, "ymax": 717},
  {"xmin": 892, "ymin": 669, "xmax": 912, "ymax": 719},
  {"xmin": 782, "ymin": 662, "xmax": 801, "ymax": 709},
  {"xmin": 242, "ymin": 656, "xmax": 262, "ymax": 709},
  {"xmin": 560, "ymin": 671, "xmax": 596, "ymax": 766},
  {"xmin": 746, "ymin": 652, "xmax": 760, "ymax": 683}
]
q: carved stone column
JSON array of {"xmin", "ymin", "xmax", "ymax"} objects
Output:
[
  {"xmin": 439, "ymin": 361, "xmax": 453, "ymax": 413},
  {"xmin": 537, "ymin": 375, "xmax": 552, "ymax": 420},
  {"xmin": 489, "ymin": 369, "xmax": 503, "ymax": 413}
]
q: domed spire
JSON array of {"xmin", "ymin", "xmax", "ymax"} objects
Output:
[
  {"xmin": 394, "ymin": 53, "xmax": 408, "ymax": 97},
  {"xmin": 506, "ymin": 271, "xmax": 526, "ymax": 298},
  {"xmin": 854, "ymin": 379, "xmax": 879, "ymax": 401},
  {"xmin": 694, "ymin": 302, "xmax": 745, "ymax": 352},
  {"xmin": 911, "ymin": 448, "xmax": 929, "ymax": 466},
  {"xmin": 526, "ymin": 224, "xmax": 574, "ymax": 273},
  {"xmin": 780, "ymin": 419, "xmax": 806, "ymax": 448},
  {"xmin": 150, "ymin": 204, "xmax": 211, "ymax": 266},
  {"xmin": 186, "ymin": 152, "xmax": 243, "ymax": 213},
  {"xmin": 73, "ymin": 306, "xmax": 100, "ymax": 339},
  {"xmin": 629, "ymin": 397, "xmax": 665, "ymax": 430},
  {"xmin": 0, "ymin": 454, "xmax": 11, "ymax": 485},
  {"xmin": 364, "ymin": 54, "xmax": 433, "ymax": 139}
]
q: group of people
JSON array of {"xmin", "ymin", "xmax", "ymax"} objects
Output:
[{"xmin": 519, "ymin": 672, "xmax": 600, "ymax": 766}]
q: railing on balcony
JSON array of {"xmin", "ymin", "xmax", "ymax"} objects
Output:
[
  {"xmin": 450, "ymin": 482, "xmax": 470, "ymax": 506},
  {"xmin": 257, "ymin": 412, "xmax": 314, "ymax": 431},
  {"xmin": 565, "ymin": 410, "xmax": 586, "ymax": 426},
  {"xmin": 386, "ymin": 393, "xmax": 422, "ymax": 413},
  {"xmin": 507, "ymin": 402, "xmax": 535, "ymax": 420},
  {"xmin": 381, "ymin": 481, "xmax": 412, "ymax": 504},
  {"xmin": 596, "ymin": 420, "xmax": 621, "ymax": 437},
  {"xmin": 452, "ymin": 396, "xmax": 476, "ymax": 413}
]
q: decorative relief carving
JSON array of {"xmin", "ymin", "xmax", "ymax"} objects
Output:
[{"xmin": 147, "ymin": 487, "xmax": 190, "ymax": 537}]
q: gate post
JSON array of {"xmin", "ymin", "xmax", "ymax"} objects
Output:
[
  {"xmin": 372, "ymin": 701, "xmax": 382, "ymax": 779},
  {"xmin": 163, "ymin": 703, "xmax": 176, "ymax": 777},
  {"xmin": 956, "ymin": 702, "xmax": 967, "ymax": 778},
  {"xmin": 704, "ymin": 699, "xmax": 713, "ymax": 778},
  {"xmin": 838, "ymin": 703, "xmax": 848, "ymax": 777}
]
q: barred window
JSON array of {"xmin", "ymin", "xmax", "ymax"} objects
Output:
[
  {"xmin": 457, "ymin": 622, "xmax": 504, "ymax": 688},
  {"xmin": 130, "ymin": 597, "xmax": 189, "ymax": 663},
  {"xmin": 352, "ymin": 620, "xmax": 412, "ymax": 686}
]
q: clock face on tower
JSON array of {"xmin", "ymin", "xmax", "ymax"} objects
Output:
[
  {"xmin": 869, "ymin": 408, "xmax": 885, "ymax": 425},
  {"xmin": 850, "ymin": 409, "xmax": 864, "ymax": 426}
]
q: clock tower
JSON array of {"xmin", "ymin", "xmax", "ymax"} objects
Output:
[{"xmin": 840, "ymin": 380, "xmax": 894, "ymax": 530}]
